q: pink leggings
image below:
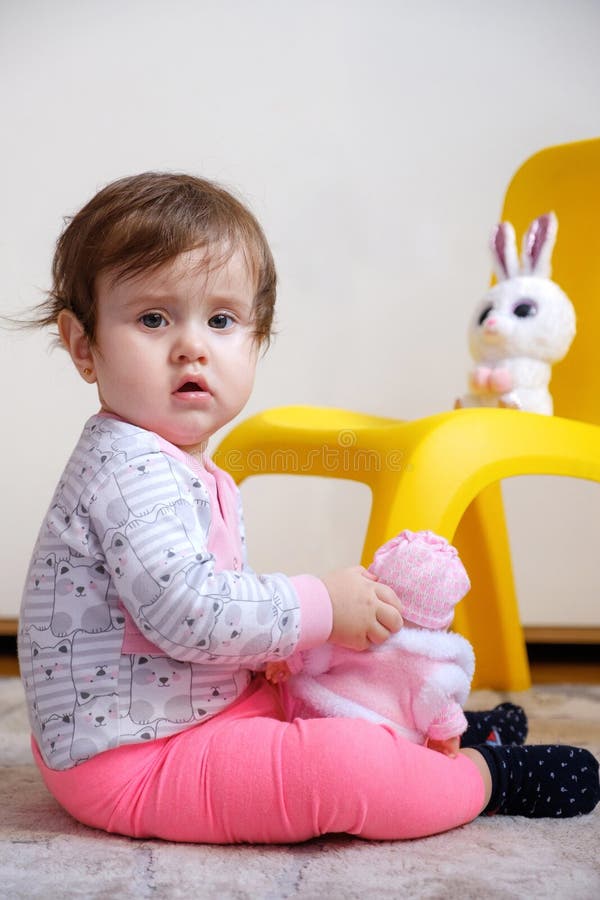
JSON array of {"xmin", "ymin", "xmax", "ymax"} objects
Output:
[{"xmin": 32, "ymin": 677, "xmax": 485, "ymax": 843}]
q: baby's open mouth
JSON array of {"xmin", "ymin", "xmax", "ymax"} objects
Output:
[{"xmin": 177, "ymin": 382, "xmax": 205, "ymax": 393}]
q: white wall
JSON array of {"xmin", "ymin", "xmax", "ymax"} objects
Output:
[{"xmin": 1, "ymin": 0, "xmax": 599, "ymax": 625}]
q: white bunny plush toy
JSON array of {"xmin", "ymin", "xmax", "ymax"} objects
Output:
[{"xmin": 457, "ymin": 212, "xmax": 576, "ymax": 414}]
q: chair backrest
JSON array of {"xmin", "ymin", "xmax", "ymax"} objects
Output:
[{"xmin": 500, "ymin": 137, "xmax": 600, "ymax": 425}]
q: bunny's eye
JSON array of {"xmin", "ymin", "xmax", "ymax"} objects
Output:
[
  {"xmin": 477, "ymin": 304, "xmax": 494, "ymax": 326},
  {"xmin": 513, "ymin": 300, "xmax": 538, "ymax": 318}
]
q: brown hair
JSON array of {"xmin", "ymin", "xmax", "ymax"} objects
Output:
[{"xmin": 34, "ymin": 172, "xmax": 277, "ymax": 346}]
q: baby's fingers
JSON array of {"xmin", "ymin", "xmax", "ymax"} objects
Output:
[
  {"xmin": 375, "ymin": 586, "xmax": 403, "ymax": 630},
  {"xmin": 360, "ymin": 567, "xmax": 378, "ymax": 582},
  {"xmin": 375, "ymin": 601, "xmax": 403, "ymax": 636},
  {"xmin": 367, "ymin": 621, "xmax": 393, "ymax": 646},
  {"xmin": 375, "ymin": 582, "xmax": 403, "ymax": 613}
]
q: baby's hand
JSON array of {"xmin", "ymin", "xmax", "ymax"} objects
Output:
[
  {"xmin": 426, "ymin": 736, "xmax": 460, "ymax": 758},
  {"xmin": 322, "ymin": 566, "xmax": 403, "ymax": 651},
  {"xmin": 265, "ymin": 660, "xmax": 292, "ymax": 684}
]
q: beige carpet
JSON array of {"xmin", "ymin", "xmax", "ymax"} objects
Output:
[{"xmin": 1, "ymin": 677, "xmax": 599, "ymax": 899}]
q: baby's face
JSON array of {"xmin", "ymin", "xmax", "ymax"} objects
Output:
[{"xmin": 89, "ymin": 246, "xmax": 259, "ymax": 453}]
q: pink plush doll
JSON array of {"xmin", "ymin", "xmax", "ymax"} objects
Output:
[{"xmin": 266, "ymin": 531, "xmax": 474, "ymax": 757}]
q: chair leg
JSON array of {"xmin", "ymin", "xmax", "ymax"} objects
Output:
[{"xmin": 452, "ymin": 483, "xmax": 531, "ymax": 691}]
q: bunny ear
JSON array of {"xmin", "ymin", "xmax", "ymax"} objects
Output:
[
  {"xmin": 490, "ymin": 222, "xmax": 519, "ymax": 281},
  {"xmin": 521, "ymin": 212, "xmax": 558, "ymax": 277}
]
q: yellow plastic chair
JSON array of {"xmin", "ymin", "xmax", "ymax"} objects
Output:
[{"xmin": 215, "ymin": 137, "xmax": 600, "ymax": 690}]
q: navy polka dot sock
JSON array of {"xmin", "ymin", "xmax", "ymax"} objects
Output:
[
  {"xmin": 477, "ymin": 743, "xmax": 600, "ymax": 818},
  {"xmin": 461, "ymin": 703, "xmax": 528, "ymax": 747}
]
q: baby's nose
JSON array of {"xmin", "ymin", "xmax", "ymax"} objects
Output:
[{"xmin": 173, "ymin": 326, "xmax": 208, "ymax": 361}]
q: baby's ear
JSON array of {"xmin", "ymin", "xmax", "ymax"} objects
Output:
[{"xmin": 57, "ymin": 310, "xmax": 96, "ymax": 383}]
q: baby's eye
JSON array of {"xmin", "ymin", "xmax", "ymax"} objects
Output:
[
  {"xmin": 477, "ymin": 304, "xmax": 494, "ymax": 326},
  {"xmin": 512, "ymin": 300, "xmax": 538, "ymax": 318},
  {"xmin": 208, "ymin": 313, "xmax": 234, "ymax": 330},
  {"xmin": 140, "ymin": 312, "xmax": 168, "ymax": 329}
]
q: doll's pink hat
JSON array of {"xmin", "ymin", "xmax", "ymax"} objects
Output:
[{"xmin": 369, "ymin": 530, "xmax": 471, "ymax": 629}]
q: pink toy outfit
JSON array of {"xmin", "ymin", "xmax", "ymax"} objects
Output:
[{"xmin": 22, "ymin": 416, "xmax": 486, "ymax": 843}]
